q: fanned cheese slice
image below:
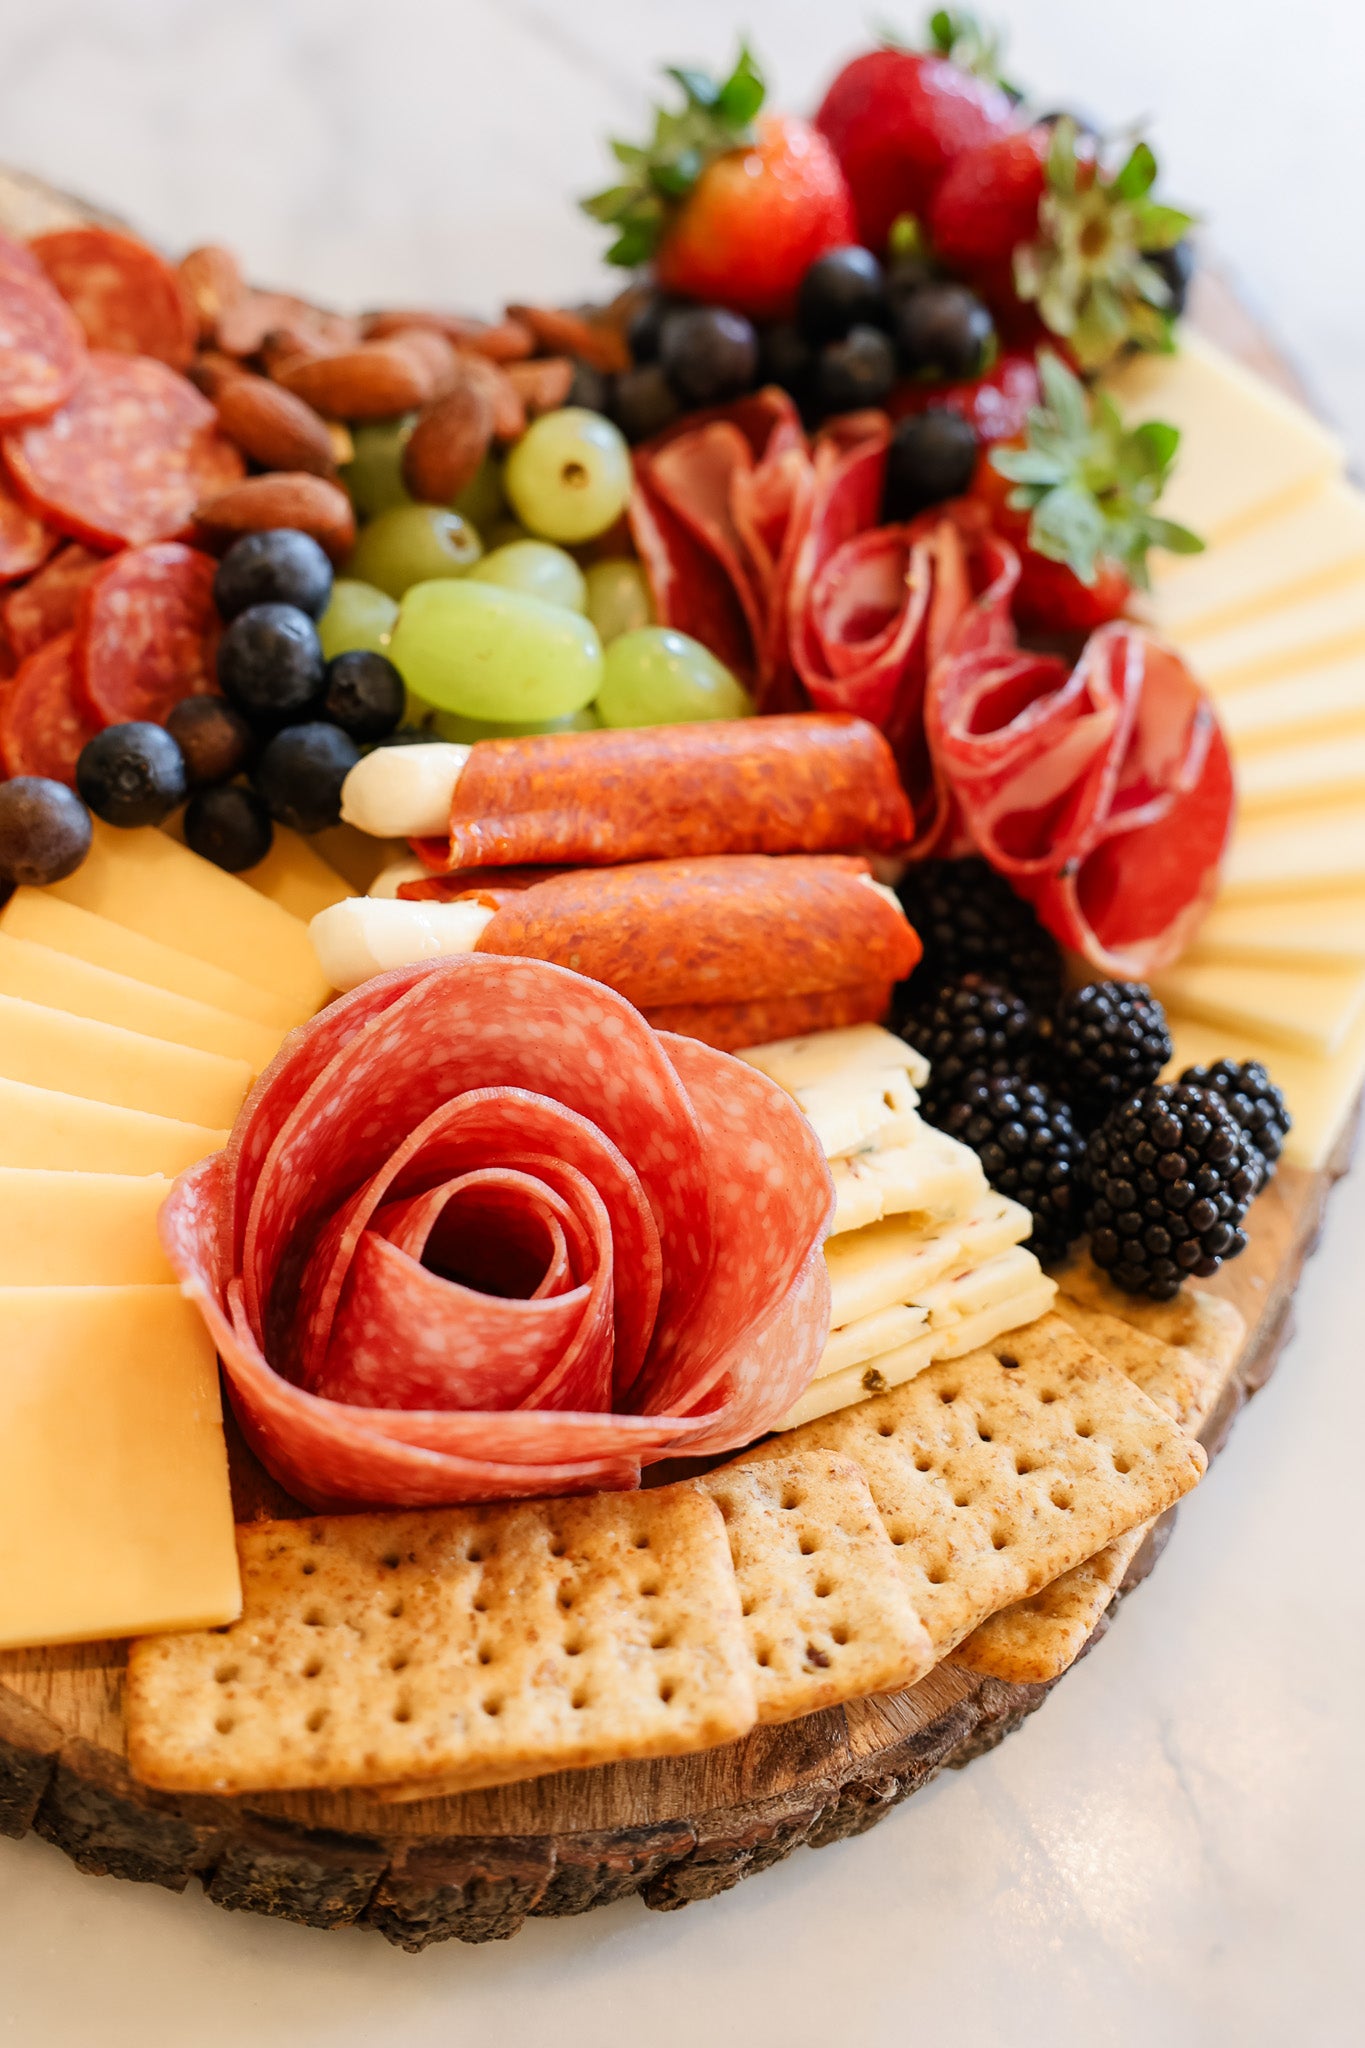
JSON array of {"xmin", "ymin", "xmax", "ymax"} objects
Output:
[
  {"xmin": 0, "ymin": 932, "xmax": 280, "ymax": 1070},
  {"xmin": 0, "ymin": 1076, "xmax": 225, "ymax": 1175},
  {"xmin": 738, "ymin": 1024, "xmax": 927, "ymax": 1160},
  {"xmin": 1192, "ymin": 576, "xmax": 1365, "ymax": 691},
  {"xmin": 0, "ymin": 993, "xmax": 252, "ymax": 1127},
  {"xmin": 1219, "ymin": 650, "xmax": 1365, "ymax": 750},
  {"xmin": 1151, "ymin": 477, "xmax": 1365, "ymax": 638},
  {"xmin": 1153, "ymin": 957, "xmax": 1365, "ymax": 1058},
  {"xmin": 238, "ymin": 825, "xmax": 357, "ymax": 921},
  {"xmin": 1235, "ymin": 723, "xmax": 1365, "ymax": 813},
  {"xmin": 0, "ymin": 1168, "xmax": 172, "ymax": 1285},
  {"xmin": 829, "ymin": 1125, "xmax": 986, "ymax": 1237},
  {"xmin": 1222, "ymin": 803, "xmax": 1365, "ymax": 899},
  {"xmin": 1188, "ymin": 893, "xmax": 1365, "ymax": 970},
  {"xmin": 823, "ymin": 1193, "xmax": 1032, "ymax": 1359}
]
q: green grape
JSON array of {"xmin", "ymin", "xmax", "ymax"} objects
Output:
[
  {"xmin": 341, "ymin": 417, "xmax": 415, "ymax": 518},
  {"xmin": 451, "ymin": 456, "xmax": 506, "ymax": 531},
  {"xmin": 584, "ymin": 558, "xmax": 653, "ymax": 643},
  {"xmin": 470, "ymin": 540, "xmax": 587, "ymax": 613},
  {"xmin": 347, "ymin": 505, "xmax": 483, "ymax": 601},
  {"xmin": 430, "ymin": 705, "xmax": 600, "ymax": 742},
  {"xmin": 484, "ymin": 518, "xmax": 532, "ymax": 549},
  {"xmin": 504, "ymin": 407, "xmax": 632, "ymax": 544},
  {"xmin": 317, "ymin": 578, "xmax": 399, "ymax": 660},
  {"xmin": 594, "ymin": 627, "xmax": 754, "ymax": 728},
  {"xmin": 390, "ymin": 581, "xmax": 604, "ymax": 721}
]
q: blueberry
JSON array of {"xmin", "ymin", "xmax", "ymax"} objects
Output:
[
  {"xmin": 183, "ymin": 783, "xmax": 273, "ymax": 872},
  {"xmin": 566, "ymin": 359, "xmax": 612, "ymax": 414},
  {"xmin": 659, "ymin": 306, "xmax": 759, "ymax": 405},
  {"xmin": 0, "ymin": 776, "xmax": 92, "ymax": 886},
  {"xmin": 164, "ymin": 696, "xmax": 255, "ymax": 786},
  {"xmin": 758, "ymin": 321, "xmax": 816, "ymax": 403},
  {"xmin": 815, "ymin": 325, "xmax": 897, "ymax": 415},
  {"xmin": 883, "ymin": 408, "xmax": 981, "ymax": 519},
  {"xmin": 611, "ymin": 362, "xmax": 681, "ymax": 445},
  {"xmin": 76, "ymin": 722, "xmax": 188, "ymax": 828},
  {"xmin": 217, "ymin": 603, "xmax": 326, "ymax": 730},
  {"xmin": 893, "ymin": 283, "xmax": 995, "ymax": 381},
  {"xmin": 252, "ymin": 722, "xmax": 359, "ymax": 833},
  {"xmin": 797, "ymin": 246, "xmax": 888, "ymax": 345},
  {"xmin": 626, "ymin": 290, "xmax": 673, "ymax": 364},
  {"xmin": 323, "ymin": 650, "xmax": 406, "ymax": 743},
  {"xmin": 1143, "ymin": 239, "xmax": 1194, "ymax": 319},
  {"xmin": 213, "ymin": 530, "xmax": 334, "ymax": 622},
  {"xmin": 885, "ymin": 253, "xmax": 940, "ymax": 305}
]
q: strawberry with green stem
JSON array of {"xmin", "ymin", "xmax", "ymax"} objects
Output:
[
  {"xmin": 978, "ymin": 349, "xmax": 1203, "ymax": 633},
  {"xmin": 583, "ymin": 49, "xmax": 857, "ymax": 322}
]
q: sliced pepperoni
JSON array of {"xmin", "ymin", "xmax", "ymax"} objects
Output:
[
  {"xmin": 0, "ymin": 231, "xmax": 86, "ymax": 428},
  {"xmin": 0, "ymin": 541, "xmax": 105, "ymax": 661},
  {"xmin": 0, "ymin": 630, "xmax": 101, "ymax": 783},
  {"xmin": 30, "ymin": 226, "xmax": 197, "ymax": 371},
  {"xmin": 0, "ymin": 454, "xmax": 55, "ymax": 583},
  {"xmin": 74, "ymin": 540, "xmax": 221, "ymax": 725},
  {"xmin": 3, "ymin": 352, "xmax": 244, "ymax": 550}
]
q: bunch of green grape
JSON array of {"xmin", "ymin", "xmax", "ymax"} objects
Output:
[{"xmin": 319, "ymin": 406, "xmax": 755, "ymax": 735}]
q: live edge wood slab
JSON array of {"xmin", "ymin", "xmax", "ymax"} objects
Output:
[{"xmin": 0, "ymin": 188, "xmax": 1336, "ymax": 1943}]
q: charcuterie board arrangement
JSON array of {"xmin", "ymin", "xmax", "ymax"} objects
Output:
[{"xmin": 1, "ymin": 17, "xmax": 1361, "ymax": 1950}]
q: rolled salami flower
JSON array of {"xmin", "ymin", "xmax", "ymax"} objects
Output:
[
  {"xmin": 311, "ymin": 854, "xmax": 922, "ymax": 1051},
  {"xmin": 340, "ymin": 715, "xmax": 913, "ymax": 867}
]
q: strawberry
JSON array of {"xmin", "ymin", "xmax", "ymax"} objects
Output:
[
  {"xmin": 814, "ymin": 46, "xmax": 1015, "ymax": 252},
  {"xmin": 888, "ymin": 348, "xmax": 1040, "ymax": 445},
  {"xmin": 974, "ymin": 349, "xmax": 1203, "ymax": 634},
  {"xmin": 928, "ymin": 127, "xmax": 1051, "ymax": 273},
  {"xmin": 583, "ymin": 50, "xmax": 856, "ymax": 323}
]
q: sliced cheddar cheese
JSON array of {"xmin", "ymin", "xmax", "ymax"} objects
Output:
[
  {"xmin": 0, "ymin": 1284, "xmax": 241, "ymax": 1648},
  {"xmin": 0, "ymin": 932, "xmax": 280, "ymax": 1070},
  {"xmin": 0, "ymin": 1076, "xmax": 225, "ymax": 1175},
  {"xmin": 238, "ymin": 825, "xmax": 357, "ymax": 921},
  {"xmin": 0, "ymin": 1168, "xmax": 172, "ymax": 1285},
  {"xmin": 0, "ymin": 994, "xmax": 253, "ymax": 1127}
]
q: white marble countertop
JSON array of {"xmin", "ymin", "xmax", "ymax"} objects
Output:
[{"xmin": 1, "ymin": 2, "xmax": 1363, "ymax": 2039}]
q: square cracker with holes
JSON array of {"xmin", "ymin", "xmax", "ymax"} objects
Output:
[
  {"xmin": 729, "ymin": 1312, "xmax": 1206, "ymax": 1660},
  {"xmin": 949, "ymin": 1285, "xmax": 1244, "ymax": 1685},
  {"xmin": 700, "ymin": 1450, "xmax": 936, "ymax": 1722},
  {"xmin": 125, "ymin": 1482, "xmax": 756, "ymax": 1797}
]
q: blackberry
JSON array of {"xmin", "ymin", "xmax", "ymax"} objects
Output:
[
  {"xmin": 941, "ymin": 1073, "xmax": 1084, "ymax": 1265},
  {"xmin": 1178, "ymin": 1058, "xmax": 1291, "ymax": 1191},
  {"xmin": 1042, "ymin": 981, "xmax": 1172, "ymax": 1130},
  {"xmin": 901, "ymin": 975, "xmax": 1037, "ymax": 1121},
  {"xmin": 895, "ymin": 858, "xmax": 1063, "ymax": 1015},
  {"xmin": 1084, "ymin": 1083, "xmax": 1259, "ymax": 1300}
]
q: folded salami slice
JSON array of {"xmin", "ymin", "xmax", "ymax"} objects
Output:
[
  {"xmin": 74, "ymin": 540, "xmax": 221, "ymax": 724},
  {"xmin": 159, "ymin": 956, "xmax": 834, "ymax": 1509},
  {"xmin": 0, "ymin": 540, "xmax": 104, "ymax": 661},
  {"xmin": 434, "ymin": 714, "xmax": 911, "ymax": 872},
  {"xmin": 30, "ymin": 226, "xmax": 197, "ymax": 371},
  {"xmin": 3, "ymin": 352, "xmax": 243, "ymax": 549},
  {"xmin": 472, "ymin": 856, "xmax": 921, "ymax": 1009},
  {"xmin": 0, "ymin": 232, "xmax": 86, "ymax": 428},
  {"xmin": 0, "ymin": 629, "xmax": 101, "ymax": 783}
]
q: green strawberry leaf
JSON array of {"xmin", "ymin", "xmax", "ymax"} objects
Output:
[{"xmin": 1112, "ymin": 140, "xmax": 1157, "ymax": 202}]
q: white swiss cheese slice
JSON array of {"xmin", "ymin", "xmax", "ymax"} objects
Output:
[
  {"xmin": 1234, "ymin": 724, "xmax": 1365, "ymax": 813},
  {"xmin": 1154, "ymin": 958, "xmax": 1365, "ymax": 1057},
  {"xmin": 1221, "ymin": 803, "xmax": 1365, "ymax": 900},
  {"xmin": 1101, "ymin": 330, "xmax": 1341, "ymax": 543},
  {"xmin": 1218, "ymin": 649, "xmax": 1365, "ymax": 750},
  {"xmin": 1191, "ymin": 576, "xmax": 1365, "ymax": 692},
  {"xmin": 1151, "ymin": 477, "xmax": 1365, "ymax": 638},
  {"xmin": 0, "ymin": 1168, "xmax": 172, "ymax": 1286},
  {"xmin": 916, "ymin": 1243, "xmax": 1047, "ymax": 1327},
  {"xmin": 0, "ymin": 1284, "xmax": 241, "ymax": 1648}
]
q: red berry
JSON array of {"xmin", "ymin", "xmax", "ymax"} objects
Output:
[
  {"xmin": 655, "ymin": 114, "xmax": 857, "ymax": 323},
  {"xmin": 1012, "ymin": 552, "xmax": 1132, "ymax": 635},
  {"xmin": 815, "ymin": 48, "xmax": 1015, "ymax": 253},
  {"xmin": 928, "ymin": 128, "xmax": 1050, "ymax": 274},
  {"xmin": 889, "ymin": 350, "xmax": 1040, "ymax": 446}
]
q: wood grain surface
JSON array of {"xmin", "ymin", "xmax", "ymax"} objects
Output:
[{"xmin": 0, "ymin": 193, "xmax": 1335, "ymax": 1944}]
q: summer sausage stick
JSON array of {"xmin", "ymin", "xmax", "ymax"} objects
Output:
[{"xmin": 339, "ymin": 715, "xmax": 914, "ymax": 865}]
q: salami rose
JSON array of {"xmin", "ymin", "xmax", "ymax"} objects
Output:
[{"xmin": 159, "ymin": 955, "xmax": 834, "ymax": 1510}]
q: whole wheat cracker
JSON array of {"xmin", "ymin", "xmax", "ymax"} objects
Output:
[
  {"xmin": 700, "ymin": 1450, "xmax": 936, "ymax": 1722},
  {"xmin": 729, "ymin": 1312, "xmax": 1205, "ymax": 1660},
  {"xmin": 125, "ymin": 1482, "xmax": 756, "ymax": 1797}
]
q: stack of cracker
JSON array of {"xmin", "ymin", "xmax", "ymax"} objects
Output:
[
  {"xmin": 125, "ymin": 1301, "xmax": 1229, "ymax": 1801},
  {"xmin": 736, "ymin": 1026, "xmax": 1057, "ymax": 1427}
]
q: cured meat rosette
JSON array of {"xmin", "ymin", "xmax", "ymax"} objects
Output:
[{"xmin": 159, "ymin": 954, "xmax": 835, "ymax": 1510}]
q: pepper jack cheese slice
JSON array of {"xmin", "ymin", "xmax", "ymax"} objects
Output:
[
  {"xmin": 829, "ymin": 1126, "xmax": 986, "ymax": 1237},
  {"xmin": 238, "ymin": 824, "xmax": 357, "ymax": 921},
  {"xmin": 49, "ymin": 822, "xmax": 331, "ymax": 1013},
  {"xmin": 0, "ymin": 1168, "xmax": 172, "ymax": 1285},
  {"xmin": 1150, "ymin": 477, "xmax": 1365, "ymax": 639},
  {"xmin": 1101, "ymin": 330, "xmax": 1341, "ymax": 543},
  {"xmin": 0, "ymin": 1076, "xmax": 226, "ymax": 1175},
  {"xmin": 0, "ymin": 1284, "xmax": 241, "ymax": 1648},
  {"xmin": 1163, "ymin": 1010, "xmax": 1365, "ymax": 1173},
  {"xmin": 0, "ymin": 933, "xmax": 281, "ymax": 1070},
  {"xmin": 0, "ymin": 888, "xmax": 303, "ymax": 1030},
  {"xmin": 0, "ymin": 994, "xmax": 253, "ymax": 1127}
]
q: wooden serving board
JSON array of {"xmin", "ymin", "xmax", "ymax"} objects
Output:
[{"xmin": 0, "ymin": 204, "xmax": 1338, "ymax": 1945}]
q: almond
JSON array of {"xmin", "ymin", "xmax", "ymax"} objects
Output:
[
  {"xmin": 276, "ymin": 342, "xmax": 434, "ymax": 421},
  {"xmin": 179, "ymin": 245, "xmax": 246, "ymax": 343},
  {"xmin": 456, "ymin": 351, "xmax": 526, "ymax": 444},
  {"xmin": 384, "ymin": 326, "xmax": 461, "ymax": 398},
  {"xmin": 505, "ymin": 355, "xmax": 576, "ymax": 417},
  {"xmin": 215, "ymin": 376, "xmax": 338, "ymax": 478},
  {"xmin": 186, "ymin": 350, "xmax": 248, "ymax": 399},
  {"xmin": 363, "ymin": 309, "xmax": 535, "ymax": 362},
  {"xmin": 506, "ymin": 303, "xmax": 629, "ymax": 374},
  {"xmin": 401, "ymin": 376, "xmax": 495, "ymax": 504},
  {"xmin": 216, "ymin": 291, "xmax": 361, "ymax": 362},
  {"xmin": 196, "ymin": 473, "xmax": 356, "ymax": 563}
]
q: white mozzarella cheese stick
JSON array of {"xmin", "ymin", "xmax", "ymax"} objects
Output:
[
  {"xmin": 368, "ymin": 858, "xmax": 433, "ymax": 900},
  {"xmin": 339, "ymin": 744, "xmax": 470, "ymax": 839},
  {"xmin": 310, "ymin": 898, "xmax": 494, "ymax": 992}
]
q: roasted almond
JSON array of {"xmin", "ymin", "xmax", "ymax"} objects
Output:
[
  {"xmin": 505, "ymin": 355, "xmax": 576, "ymax": 417},
  {"xmin": 217, "ymin": 290, "xmax": 361, "ymax": 362},
  {"xmin": 196, "ymin": 473, "xmax": 356, "ymax": 563},
  {"xmin": 178, "ymin": 245, "xmax": 246, "ymax": 343},
  {"xmin": 456, "ymin": 351, "xmax": 526, "ymax": 444},
  {"xmin": 363, "ymin": 309, "xmax": 535, "ymax": 362},
  {"xmin": 186, "ymin": 349, "xmax": 248, "ymax": 399},
  {"xmin": 276, "ymin": 342, "xmax": 434, "ymax": 421},
  {"xmin": 215, "ymin": 375, "xmax": 338, "ymax": 478},
  {"xmin": 506, "ymin": 303, "xmax": 629, "ymax": 374},
  {"xmin": 401, "ymin": 377, "xmax": 495, "ymax": 504},
  {"xmin": 384, "ymin": 326, "xmax": 461, "ymax": 398}
]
